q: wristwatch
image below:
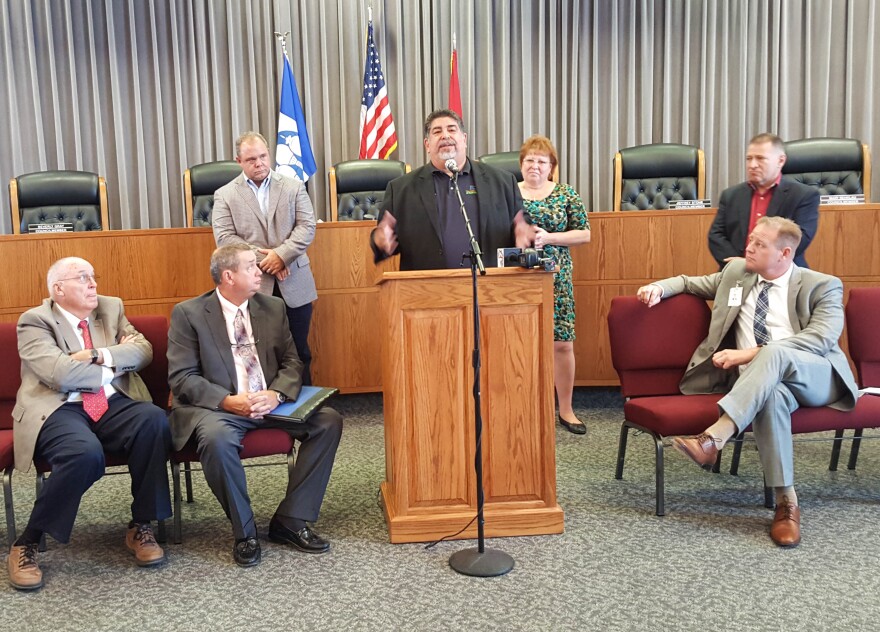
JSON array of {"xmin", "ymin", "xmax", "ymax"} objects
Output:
[
  {"xmin": 275, "ymin": 391, "xmax": 287, "ymax": 403},
  {"xmin": 90, "ymin": 349, "xmax": 100, "ymax": 364}
]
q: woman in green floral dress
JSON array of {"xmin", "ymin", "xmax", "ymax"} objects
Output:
[{"xmin": 518, "ymin": 136, "xmax": 591, "ymax": 434}]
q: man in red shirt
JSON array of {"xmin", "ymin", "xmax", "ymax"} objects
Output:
[{"xmin": 708, "ymin": 133, "xmax": 819, "ymax": 269}]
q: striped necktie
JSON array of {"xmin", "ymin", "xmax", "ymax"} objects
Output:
[
  {"xmin": 78, "ymin": 320, "xmax": 109, "ymax": 422},
  {"xmin": 753, "ymin": 281, "xmax": 773, "ymax": 346}
]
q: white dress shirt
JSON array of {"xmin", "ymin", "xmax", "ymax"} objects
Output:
[
  {"xmin": 216, "ymin": 289, "xmax": 266, "ymax": 394},
  {"xmin": 245, "ymin": 172, "xmax": 272, "ymax": 216},
  {"xmin": 733, "ymin": 265, "xmax": 796, "ymax": 372},
  {"xmin": 56, "ymin": 305, "xmax": 117, "ymax": 402}
]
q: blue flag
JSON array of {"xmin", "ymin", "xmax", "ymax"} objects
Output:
[{"xmin": 275, "ymin": 53, "xmax": 317, "ymax": 182}]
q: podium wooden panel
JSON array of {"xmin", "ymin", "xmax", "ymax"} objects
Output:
[{"xmin": 377, "ymin": 267, "xmax": 564, "ymax": 543}]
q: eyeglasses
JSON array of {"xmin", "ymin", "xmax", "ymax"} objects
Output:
[{"xmin": 57, "ymin": 273, "xmax": 99, "ymax": 285}]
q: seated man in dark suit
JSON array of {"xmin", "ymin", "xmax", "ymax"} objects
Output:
[
  {"xmin": 167, "ymin": 244, "xmax": 342, "ymax": 567},
  {"xmin": 9, "ymin": 257, "xmax": 171, "ymax": 591},
  {"xmin": 708, "ymin": 133, "xmax": 819, "ymax": 269},
  {"xmin": 638, "ymin": 217, "xmax": 858, "ymax": 547},
  {"xmin": 371, "ymin": 108, "xmax": 535, "ymax": 270}
]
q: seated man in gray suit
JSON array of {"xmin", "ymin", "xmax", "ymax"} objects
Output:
[
  {"xmin": 167, "ymin": 244, "xmax": 342, "ymax": 567},
  {"xmin": 708, "ymin": 133, "xmax": 819, "ymax": 269},
  {"xmin": 371, "ymin": 108, "xmax": 535, "ymax": 270},
  {"xmin": 637, "ymin": 217, "xmax": 858, "ymax": 547},
  {"xmin": 213, "ymin": 131, "xmax": 318, "ymax": 385},
  {"xmin": 9, "ymin": 257, "xmax": 170, "ymax": 591}
]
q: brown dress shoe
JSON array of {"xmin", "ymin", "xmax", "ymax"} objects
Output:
[
  {"xmin": 8, "ymin": 543, "xmax": 43, "ymax": 591},
  {"xmin": 770, "ymin": 498, "xmax": 801, "ymax": 548},
  {"xmin": 672, "ymin": 433, "xmax": 721, "ymax": 470},
  {"xmin": 126, "ymin": 523, "xmax": 166, "ymax": 567}
]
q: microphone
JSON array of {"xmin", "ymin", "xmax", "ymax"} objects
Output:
[{"xmin": 444, "ymin": 158, "xmax": 459, "ymax": 174}]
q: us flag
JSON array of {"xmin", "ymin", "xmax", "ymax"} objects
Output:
[{"xmin": 358, "ymin": 16, "xmax": 397, "ymax": 159}]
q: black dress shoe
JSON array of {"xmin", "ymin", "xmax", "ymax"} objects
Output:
[
  {"xmin": 268, "ymin": 518, "xmax": 330, "ymax": 554},
  {"xmin": 559, "ymin": 415, "xmax": 586, "ymax": 435},
  {"xmin": 233, "ymin": 537, "xmax": 261, "ymax": 567}
]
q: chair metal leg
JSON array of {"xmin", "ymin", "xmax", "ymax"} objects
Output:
[
  {"xmin": 615, "ymin": 422, "xmax": 665, "ymax": 516},
  {"xmin": 848, "ymin": 429, "xmax": 864, "ymax": 470},
  {"xmin": 184, "ymin": 462, "xmax": 194, "ymax": 503},
  {"xmin": 763, "ymin": 474, "xmax": 774, "ymax": 509},
  {"xmin": 729, "ymin": 432, "xmax": 745, "ymax": 476},
  {"xmin": 614, "ymin": 423, "xmax": 630, "ymax": 480},
  {"xmin": 156, "ymin": 519, "xmax": 167, "ymax": 544},
  {"xmin": 3, "ymin": 466, "xmax": 15, "ymax": 546},
  {"xmin": 829, "ymin": 429, "xmax": 844, "ymax": 471},
  {"xmin": 172, "ymin": 462, "xmax": 183, "ymax": 544},
  {"xmin": 653, "ymin": 434, "xmax": 665, "ymax": 517},
  {"xmin": 34, "ymin": 473, "xmax": 48, "ymax": 551},
  {"xmin": 711, "ymin": 448, "xmax": 722, "ymax": 474}
]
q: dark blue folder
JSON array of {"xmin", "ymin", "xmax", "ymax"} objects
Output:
[{"xmin": 265, "ymin": 386, "xmax": 338, "ymax": 423}]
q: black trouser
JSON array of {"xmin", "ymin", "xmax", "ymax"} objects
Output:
[
  {"xmin": 272, "ymin": 283, "xmax": 313, "ymax": 386},
  {"xmin": 27, "ymin": 395, "xmax": 172, "ymax": 543},
  {"xmin": 192, "ymin": 407, "xmax": 342, "ymax": 539}
]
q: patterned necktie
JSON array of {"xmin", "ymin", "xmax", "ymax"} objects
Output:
[
  {"xmin": 77, "ymin": 320, "xmax": 109, "ymax": 422},
  {"xmin": 233, "ymin": 309, "xmax": 263, "ymax": 393},
  {"xmin": 753, "ymin": 281, "xmax": 773, "ymax": 346}
]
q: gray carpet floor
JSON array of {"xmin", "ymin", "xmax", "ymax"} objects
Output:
[{"xmin": 2, "ymin": 389, "xmax": 879, "ymax": 631}]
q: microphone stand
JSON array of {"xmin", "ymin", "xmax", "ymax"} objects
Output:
[{"xmin": 447, "ymin": 166, "xmax": 514, "ymax": 578}]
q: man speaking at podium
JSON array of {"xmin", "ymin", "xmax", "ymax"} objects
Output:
[{"xmin": 370, "ymin": 109, "xmax": 534, "ymax": 270}]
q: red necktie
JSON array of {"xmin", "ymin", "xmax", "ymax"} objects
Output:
[{"xmin": 78, "ymin": 320, "xmax": 109, "ymax": 422}]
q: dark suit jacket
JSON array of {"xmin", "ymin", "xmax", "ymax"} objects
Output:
[
  {"xmin": 167, "ymin": 290, "xmax": 303, "ymax": 451},
  {"xmin": 656, "ymin": 259, "xmax": 858, "ymax": 410},
  {"xmin": 372, "ymin": 160, "xmax": 523, "ymax": 270},
  {"xmin": 708, "ymin": 177, "xmax": 819, "ymax": 268}
]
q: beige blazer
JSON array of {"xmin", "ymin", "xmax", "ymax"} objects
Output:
[
  {"xmin": 13, "ymin": 297, "xmax": 153, "ymax": 471},
  {"xmin": 212, "ymin": 171, "xmax": 318, "ymax": 309}
]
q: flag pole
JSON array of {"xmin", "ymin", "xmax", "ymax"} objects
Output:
[{"xmin": 272, "ymin": 30, "xmax": 317, "ymax": 182}]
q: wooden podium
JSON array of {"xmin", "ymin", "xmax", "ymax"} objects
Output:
[{"xmin": 378, "ymin": 267, "xmax": 564, "ymax": 543}]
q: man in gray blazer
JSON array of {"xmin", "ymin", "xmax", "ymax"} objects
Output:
[
  {"xmin": 8, "ymin": 257, "xmax": 170, "ymax": 591},
  {"xmin": 637, "ymin": 217, "xmax": 858, "ymax": 547},
  {"xmin": 167, "ymin": 244, "xmax": 342, "ymax": 567},
  {"xmin": 371, "ymin": 109, "xmax": 535, "ymax": 270},
  {"xmin": 213, "ymin": 131, "xmax": 318, "ymax": 385}
]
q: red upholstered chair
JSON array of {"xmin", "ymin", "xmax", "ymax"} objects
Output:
[
  {"xmin": 170, "ymin": 431, "xmax": 295, "ymax": 543},
  {"xmin": 0, "ymin": 323, "xmax": 19, "ymax": 545},
  {"xmin": 727, "ymin": 290, "xmax": 880, "ymax": 506},
  {"xmin": 128, "ymin": 315, "xmax": 172, "ymax": 411},
  {"xmin": 610, "ymin": 291, "xmax": 880, "ymax": 516},
  {"xmin": 842, "ymin": 288, "xmax": 880, "ymax": 468},
  {"xmin": 607, "ymin": 294, "xmax": 722, "ymax": 516}
]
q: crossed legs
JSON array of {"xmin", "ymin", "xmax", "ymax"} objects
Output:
[{"xmin": 675, "ymin": 345, "xmax": 847, "ymax": 546}]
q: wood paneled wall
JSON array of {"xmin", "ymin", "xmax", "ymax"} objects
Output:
[
  {"xmin": 1, "ymin": 205, "xmax": 877, "ymax": 392},
  {"xmin": 571, "ymin": 205, "xmax": 880, "ymax": 385},
  {"xmin": 0, "ymin": 228, "xmax": 216, "ymax": 321}
]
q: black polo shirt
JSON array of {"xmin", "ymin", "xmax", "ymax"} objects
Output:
[{"xmin": 432, "ymin": 160, "xmax": 480, "ymax": 268}]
